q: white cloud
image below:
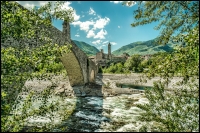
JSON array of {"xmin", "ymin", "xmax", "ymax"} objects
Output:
[
  {"xmin": 88, "ymin": 7, "xmax": 96, "ymax": 15},
  {"xmin": 103, "ymin": 41, "xmax": 109, "ymax": 44},
  {"xmin": 102, "ymin": 44, "xmax": 106, "ymax": 47},
  {"xmin": 94, "ymin": 29, "xmax": 107, "ymax": 39},
  {"xmin": 97, "ymin": 15, "xmax": 101, "ymax": 19},
  {"xmin": 110, "ymin": 1, "xmax": 136, "ymax": 7},
  {"xmin": 94, "ymin": 15, "xmax": 101, "ymax": 20},
  {"xmin": 71, "ymin": 21, "xmax": 82, "ymax": 26},
  {"xmin": 71, "ymin": 8, "xmax": 110, "ymax": 40},
  {"xmin": 58, "ymin": 2, "xmax": 80, "ymax": 21},
  {"xmin": 16, "ymin": 1, "xmax": 49, "ymax": 9},
  {"xmin": 72, "ymin": 11, "xmax": 80, "ymax": 21},
  {"xmin": 59, "ymin": 1, "xmax": 72, "ymax": 10},
  {"xmin": 118, "ymin": 26, "xmax": 120, "ymax": 28},
  {"xmin": 110, "ymin": 42, "xmax": 117, "ymax": 45},
  {"xmin": 75, "ymin": 34, "xmax": 80, "ymax": 37},
  {"xmin": 87, "ymin": 29, "xmax": 95, "ymax": 38},
  {"xmin": 82, "ymin": 15, "xmax": 85, "ymax": 18},
  {"xmin": 124, "ymin": 1, "xmax": 136, "ymax": 7},
  {"xmin": 72, "ymin": 21, "xmax": 94, "ymax": 32},
  {"xmin": 16, "ymin": 1, "xmax": 80, "ymax": 21},
  {"xmin": 97, "ymin": 46, "xmax": 101, "ymax": 49},
  {"xmin": 72, "ymin": 16, "xmax": 110, "ymax": 38},
  {"xmin": 93, "ymin": 17, "xmax": 110, "ymax": 30},
  {"xmin": 110, "ymin": 1, "xmax": 123, "ymax": 4},
  {"xmin": 92, "ymin": 40, "xmax": 102, "ymax": 45}
]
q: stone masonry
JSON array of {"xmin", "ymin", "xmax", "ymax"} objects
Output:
[
  {"xmin": 1, "ymin": 1, "xmax": 98, "ymax": 87},
  {"xmin": 89, "ymin": 42, "xmax": 129, "ymax": 67}
]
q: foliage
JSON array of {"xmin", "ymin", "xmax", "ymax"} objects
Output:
[
  {"xmin": 123, "ymin": 1, "xmax": 199, "ymax": 132},
  {"xmin": 1, "ymin": 1, "xmax": 74, "ymax": 41},
  {"xmin": 1, "ymin": 1, "xmax": 75, "ymax": 132},
  {"xmin": 102, "ymin": 62, "xmax": 128, "ymax": 74},
  {"xmin": 124, "ymin": 54, "xmax": 143, "ymax": 72},
  {"xmin": 98, "ymin": 66, "xmax": 103, "ymax": 73},
  {"xmin": 1, "ymin": 42, "xmax": 72, "ymax": 132},
  {"xmin": 123, "ymin": 1, "xmax": 199, "ymax": 45},
  {"xmin": 102, "ymin": 55, "xmax": 147, "ymax": 74}
]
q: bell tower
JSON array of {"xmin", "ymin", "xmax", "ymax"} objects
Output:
[
  {"xmin": 62, "ymin": 20, "xmax": 71, "ymax": 41},
  {"xmin": 108, "ymin": 42, "xmax": 112, "ymax": 60}
]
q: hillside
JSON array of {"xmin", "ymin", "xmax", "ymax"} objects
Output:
[
  {"xmin": 112, "ymin": 38, "xmax": 178, "ymax": 56},
  {"xmin": 72, "ymin": 40, "xmax": 99, "ymax": 56}
]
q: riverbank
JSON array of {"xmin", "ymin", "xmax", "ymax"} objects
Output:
[
  {"xmin": 14, "ymin": 73, "xmax": 198, "ymax": 132},
  {"xmin": 101, "ymin": 73, "xmax": 199, "ymax": 91},
  {"xmin": 23, "ymin": 73, "xmax": 198, "ymax": 97}
]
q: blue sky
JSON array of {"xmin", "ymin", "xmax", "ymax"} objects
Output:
[{"xmin": 17, "ymin": 1, "xmax": 161, "ymax": 53}]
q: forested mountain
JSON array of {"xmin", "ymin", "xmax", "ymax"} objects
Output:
[
  {"xmin": 112, "ymin": 38, "xmax": 178, "ymax": 56},
  {"xmin": 72, "ymin": 40, "xmax": 99, "ymax": 56}
]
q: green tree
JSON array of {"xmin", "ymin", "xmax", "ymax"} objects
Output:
[
  {"xmin": 116, "ymin": 62, "xmax": 124, "ymax": 73},
  {"xmin": 124, "ymin": 54, "xmax": 143, "ymax": 72},
  {"xmin": 1, "ymin": 1, "xmax": 74, "ymax": 42},
  {"xmin": 123, "ymin": 1, "xmax": 199, "ymax": 45},
  {"xmin": 102, "ymin": 62, "xmax": 127, "ymax": 74},
  {"xmin": 1, "ymin": 1, "xmax": 75, "ymax": 132},
  {"xmin": 123, "ymin": 1, "xmax": 199, "ymax": 132}
]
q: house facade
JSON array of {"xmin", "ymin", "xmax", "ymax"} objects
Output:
[{"xmin": 89, "ymin": 42, "xmax": 129, "ymax": 67}]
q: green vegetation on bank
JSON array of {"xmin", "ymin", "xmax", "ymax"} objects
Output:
[
  {"xmin": 123, "ymin": 1, "xmax": 199, "ymax": 132},
  {"xmin": 104, "ymin": 21, "xmax": 199, "ymax": 132},
  {"xmin": 1, "ymin": 1, "xmax": 199, "ymax": 132},
  {"xmin": 102, "ymin": 54, "xmax": 144, "ymax": 74},
  {"xmin": 102, "ymin": 52, "xmax": 168, "ymax": 74},
  {"xmin": 1, "ymin": 1, "xmax": 75, "ymax": 132}
]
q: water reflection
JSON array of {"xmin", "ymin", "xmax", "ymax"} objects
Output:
[
  {"xmin": 116, "ymin": 83, "xmax": 152, "ymax": 90},
  {"xmin": 57, "ymin": 73, "xmax": 110, "ymax": 132},
  {"xmin": 13, "ymin": 73, "xmax": 148, "ymax": 132}
]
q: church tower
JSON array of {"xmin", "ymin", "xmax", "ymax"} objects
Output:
[
  {"xmin": 62, "ymin": 20, "xmax": 71, "ymax": 41},
  {"xmin": 108, "ymin": 42, "xmax": 112, "ymax": 60}
]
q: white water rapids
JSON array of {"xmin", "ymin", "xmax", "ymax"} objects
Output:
[{"xmin": 11, "ymin": 92, "xmax": 149, "ymax": 132}]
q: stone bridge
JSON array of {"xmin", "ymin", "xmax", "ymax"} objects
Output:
[
  {"xmin": 60, "ymin": 40, "xmax": 99, "ymax": 86},
  {"xmin": 1, "ymin": 1, "xmax": 99, "ymax": 87},
  {"xmin": 60, "ymin": 21, "xmax": 99, "ymax": 86}
]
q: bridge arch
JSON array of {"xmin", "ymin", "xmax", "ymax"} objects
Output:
[
  {"xmin": 60, "ymin": 52, "xmax": 84, "ymax": 86},
  {"xmin": 60, "ymin": 40, "xmax": 98, "ymax": 86}
]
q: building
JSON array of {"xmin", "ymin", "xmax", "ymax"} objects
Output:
[{"xmin": 89, "ymin": 42, "xmax": 129, "ymax": 67}]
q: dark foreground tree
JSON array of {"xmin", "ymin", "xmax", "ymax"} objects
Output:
[
  {"xmin": 123, "ymin": 1, "xmax": 199, "ymax": 132},
  {"xmin": 1, "ymin": 1, "xmax": 75, "ymax": 132},
  {"xmin": 124, "ymin": 1, "xmax": 199, "ymax": 45}
]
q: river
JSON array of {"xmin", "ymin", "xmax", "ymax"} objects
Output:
[{"xmin": 12, "ymin": 93, "xmax": 148, "ymax": 132}]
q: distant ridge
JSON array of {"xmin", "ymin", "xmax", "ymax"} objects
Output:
[
  {"xmin": 112, "ymin": 38, "xmax": 178, "ymax": 56},
  {"xmin": 72, "ymin": 40, "xmax": 100, "ymax": 56}
]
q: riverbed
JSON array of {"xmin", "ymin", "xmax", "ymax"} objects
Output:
[{"xmin": 10, "ymin": 73, "xmax": 199, "ymax": 132}]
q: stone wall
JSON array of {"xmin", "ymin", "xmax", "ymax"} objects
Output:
[
  {"xmin": 88, "ymin": 59, "xmax": 99, "ymax": 82},
  {"xmin": 96, "ymin": 52, "xmax": 104, "ymax": 60},
  {"xmin": 112, "ymin": 56, "xmax": 126, "ymax": 63},
  {"xmin": 70, "ymin": 41, "xmax": 94, "ymax": 84},
  {"xmin": 60, "ymin": 52, "xmax": 84, "ymax": 86},
  {"xmin": 1, "ymin": 25, "xmax": 68, "ymax": 48},
  {"xmin": 1, "ymin": 1, "xmax": 98, "ymax": 86}
]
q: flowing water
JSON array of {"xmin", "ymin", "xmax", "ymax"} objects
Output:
[
  {"xmin": 9, "ymin": 74, "xmax": 151, "ymax": 132},
  {"xmin": 12, "ymin": 93, "xmax": 149, "ymax": 132}
]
